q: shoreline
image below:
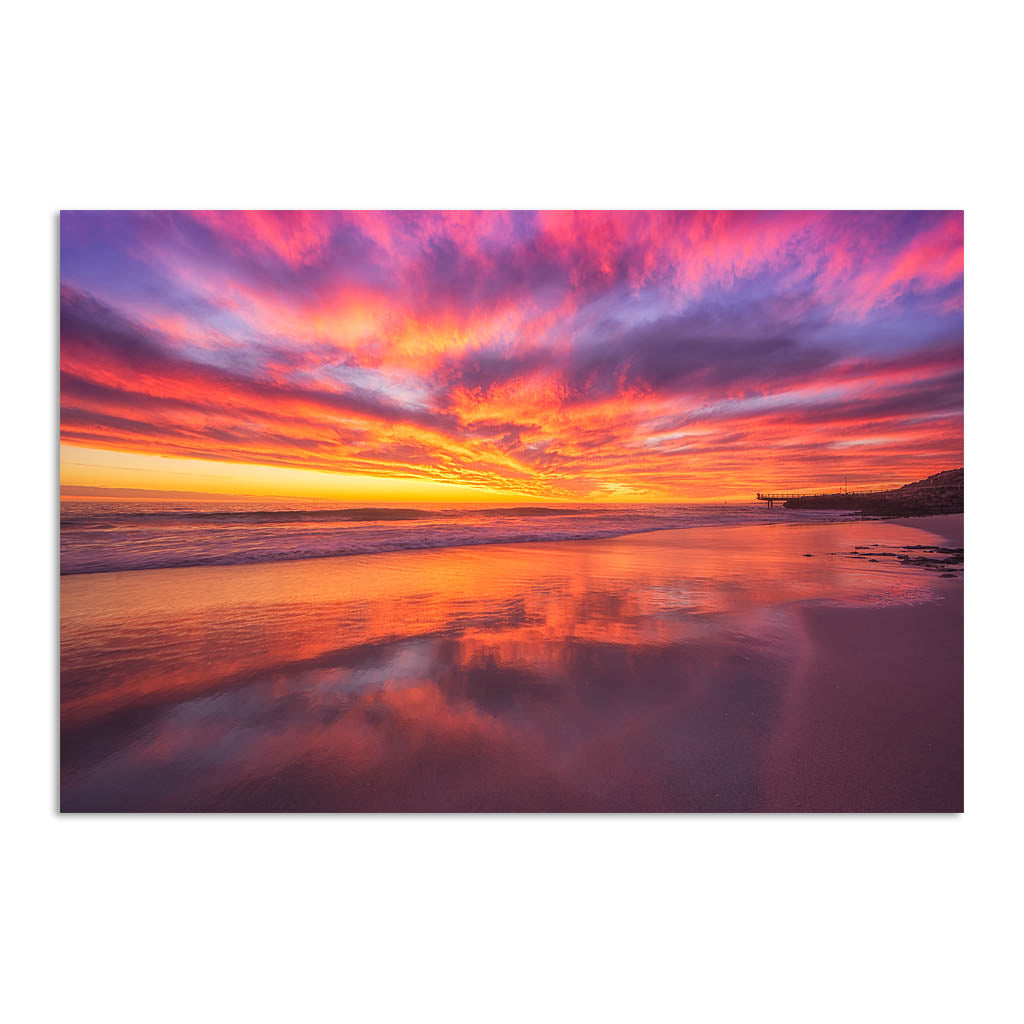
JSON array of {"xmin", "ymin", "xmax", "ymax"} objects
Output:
[{"xmin": 59, "ymin": 509, "xmax": 963, "ymax": 579}]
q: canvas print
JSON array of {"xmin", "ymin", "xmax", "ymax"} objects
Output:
[{"xmin": 59, "ymin": 211, "xmax": 963, "ymax": 812}]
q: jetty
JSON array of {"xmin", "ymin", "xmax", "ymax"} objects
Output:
[{"xmin": 756, "ymin": 488, "xmax": 885, "ymax": 509}]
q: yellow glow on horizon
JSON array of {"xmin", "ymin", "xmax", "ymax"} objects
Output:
[
  {"xmin": 63, "ymin": 444, "xmax": 833, "ymax": 504},
  {"xmin": 59, "ymin": 444, "xmax": 561, "ymax": 503},
  {"xmin": 58, "ymin": 444, "xmax": 794, "ymax": 504}
]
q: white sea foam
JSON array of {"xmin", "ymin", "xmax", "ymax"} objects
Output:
[{"xmin": 59, "ymin": 501, "xmax": 852, "ymax": 575}]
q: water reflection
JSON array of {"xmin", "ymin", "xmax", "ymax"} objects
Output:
[{"xmin": 60, "ymin": 520, "xmax": 963, "ymax": 811}]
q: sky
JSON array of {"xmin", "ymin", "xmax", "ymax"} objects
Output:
[{"xmin": 59, "ymin": 211, "xmax": 963, "ymax": 502}]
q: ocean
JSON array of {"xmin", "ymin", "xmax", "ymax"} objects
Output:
[{"xmin": 59, "ymin": 500, "xmax": 850, "ymax": 575}]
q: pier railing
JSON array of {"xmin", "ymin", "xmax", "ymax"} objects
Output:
[
  {"xmin": 756, "ymin": 490, "xmax": 879, "ymax": 501},
  {"xmin": 756, "ymin": 490, "xmax": 873, "ymax": 508}
]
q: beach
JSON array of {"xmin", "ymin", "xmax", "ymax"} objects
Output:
[{"xmin": 60, "ymin": 514, "xmax": 963, "ymax": 812}]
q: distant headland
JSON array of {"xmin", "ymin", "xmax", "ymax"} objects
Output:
[{"xmin": 757, "ymin": 468, "xmax": 963, "ymax": 515}]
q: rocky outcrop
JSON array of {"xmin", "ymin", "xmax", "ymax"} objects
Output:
[{"xmin": 784, "ymin": 468, "xmax": 963, "ymax": 514}]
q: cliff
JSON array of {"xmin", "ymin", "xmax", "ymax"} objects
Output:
[{"xmin": 783, "ymin": 468, "xmax": 963, "ymax": 514}]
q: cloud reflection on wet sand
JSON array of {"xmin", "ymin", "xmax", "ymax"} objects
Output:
[{"xmin": 60, "ymin": 518, "xmax": 962, "ymax": 811}]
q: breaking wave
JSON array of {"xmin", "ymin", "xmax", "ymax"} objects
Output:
[{"xmin": 60, "ymin": 500, "xmax": 849, "ymax": 575}]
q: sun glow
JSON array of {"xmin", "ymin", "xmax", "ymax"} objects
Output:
[{"xmin": 58, "ymin": 445, "xmax": 562, "ymax": 503}]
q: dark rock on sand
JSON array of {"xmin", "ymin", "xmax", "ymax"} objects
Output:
[{"xmin": 844, "ymin": 543, "xmax": 964, "ymax": 575}]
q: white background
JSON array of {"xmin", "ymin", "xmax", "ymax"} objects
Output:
[{"xmin": 3, "ymin": 2, "xmax": 1021, "ymax": 1021}]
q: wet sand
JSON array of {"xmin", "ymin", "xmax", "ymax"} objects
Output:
[{"xmin": 60, "ymin": 515, "xmax": 963, "ymax": 812}]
